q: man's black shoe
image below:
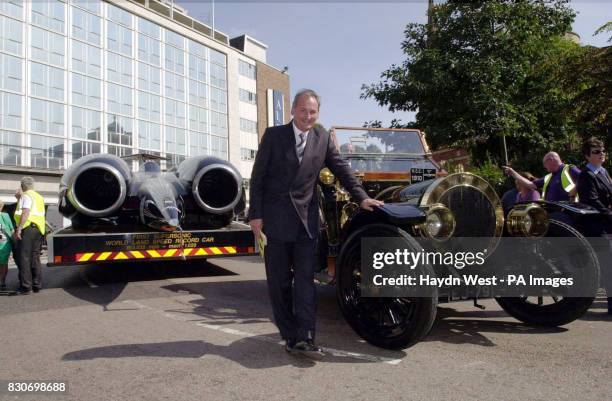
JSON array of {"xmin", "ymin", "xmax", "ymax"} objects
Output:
[
  {"xmin": 291, "ymin": 340, "xmax": 325, "ymax": 359},
  {"xmin": 13, "ymin": 288, "xmax": 31, "ymax": 295},
  {"xmin": 607, "ymin": 297, "xmax": 612, "ymax": 315},
  {"xmin": 32, "ymin": 288, "xmax": 40, "ymax": 293}
]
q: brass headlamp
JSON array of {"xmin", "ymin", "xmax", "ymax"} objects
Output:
[{"xmin": 507, "ymin": 203, "xmax": 549, "ymax": 237}]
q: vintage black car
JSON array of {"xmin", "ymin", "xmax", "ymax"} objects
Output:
[{"xmin": 315, "ymin": 127, "xmax": 601, "ymax": 349}]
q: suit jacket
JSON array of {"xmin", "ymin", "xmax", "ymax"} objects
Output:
[
  {"xmin": 578, "ymin": 166, "xmax": 612, "ymax": 224},
  {"xmin": 248, "ymin": 121, "xmax": 368, "ymax": 240}
]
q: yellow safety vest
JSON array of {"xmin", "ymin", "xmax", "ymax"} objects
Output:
[
  {"xmin": 542, "ymin": 164, "xmax": 577, "ymax": 201},
  {"xmin": 14, "ymin": 190, "xmax": 46, "ymax": 235}
]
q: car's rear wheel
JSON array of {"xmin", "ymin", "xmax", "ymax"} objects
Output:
[
  {"xmin": 336, "ymin": 224, "xmax": 437, "ymax": 349},
  {"xmin": 497, "ymin": 219, "xmax": 598, "ymax": 326}
]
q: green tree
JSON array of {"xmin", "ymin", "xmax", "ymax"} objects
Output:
[{"xmin": 362, "ymin": 0, "xmax": 578, "ymax": 168}]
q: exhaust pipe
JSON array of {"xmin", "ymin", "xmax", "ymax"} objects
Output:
[
  {"xmin": 67, "ymin": 162, "xmax": 127, "ymax": 217},
  {"xmin": 192, "ymin": 164, "xmax": 242, "ymax": 214}
]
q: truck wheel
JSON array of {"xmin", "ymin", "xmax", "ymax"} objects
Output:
[
  {"xmin": 497, "ymin": 219, "xmax": 598, "ymax": 326},
  {"xmin": 336, "ymin": 224, "xmax": 438, "ymax": 349},
  {"xmin": 496, "ymin": 296, "xmax": 594, "ymax": 327}
]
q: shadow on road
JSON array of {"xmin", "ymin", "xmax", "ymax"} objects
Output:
[
  {"xmin": 60, "ymin": 335, "xmax": 399, "ymax": 368},
  {"xmin": 425, "ymin": 306, "xmax": 568, "ymax": 346},
  {"xmin": 61, "ymin": 260, "xmax": 237, "ymax": 311}
]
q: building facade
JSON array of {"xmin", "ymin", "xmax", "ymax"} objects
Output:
[{"xmin": 0, "ymin": 0, "xmax": 290, "ymax": 205}]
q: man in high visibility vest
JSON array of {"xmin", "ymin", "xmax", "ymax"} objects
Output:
[
  {"xmin": 503, "ymin": 152, "xmax": 581, "ymax": 202},
  {"xmin": 13, "ymin": 176, "xmax": 46, "ymax": 295}
]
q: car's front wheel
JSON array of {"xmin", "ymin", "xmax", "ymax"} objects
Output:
[{"xmin": 336, "ymin": 224, "xmax": 437, "ymax": 349}]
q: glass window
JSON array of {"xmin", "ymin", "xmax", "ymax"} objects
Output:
[
  {"xmin": 107, "ymin": 21, "xmax": 132, "ymax": 57},
  {"xmin": 164, "ymin": 71, "xmax": 185, "ymax": 101},
  {"xmin": 31, "ymin": 0, "xmax": 65, "ymax": 34},
  {"xmin": 165, "ymin": 153, "xmax": 185, "ymax": 170},
  {"xmin": 239, "ymin": 88, "xmax": 257, "ymax": 105},
  {"xmin": 107, "ymin": 3, "xmax": 132, "ymax": 29},
  {"xmin": 138, "ymin": 120, "xmax": 161, "ymax": 151},
  {"xmin": 137, "ymin": 33, "xmax": 160, "ymax": 66},
  {"xmin": 165, "ymin": 30, "xmax": 184, "ymax": 49},
  {"xmin": 188, "ymin": 54, "xmax": 206, "ymax": 82},
  {"xmin": 30, "ymin": 134, "xmax": 64, "ymax": 169},
  {"xmin": 165, "ymin": 126, "xmax": 186, "ymax": 155},
  {"xmin": 188, "ymin": 105, "xmax": 207, "ymax": 133},
  {"xmin": 241, "ymin": 147, "xmax": 257, "ymax": 161},
  {"xmin": 164, "ymin": 99, "xmax": 185, "ymax": 128},
  {"xmin": 0, "ymin": 53, "xmax": 22, "ymax": 92},
  {"xmin": 0, "ymin": 129, "xmax": 21, "ymax": 166},
  {"xmin": 240, "ymin": 118, "xmax": 257, "ymax": 135},
  {"xmin": 210, "ymin": 135, "xmax": 228, "ymax": 160},
  {"xmin": 71, "ymin": 140, "xmax": 100, "ymax": 162},
  {"xmin": 71, "ymin": 6, "xmax": 101, "ymax": 46},
  {"xmin": 30, "ymin": 98, "xmax": 64, "ymax": 136},
  {"xmin": 164, "ymin": 44, "xmax": 184, "ymax": 74},
  {"xmin": 137, "ymin": 62, "xmax": 160, "ymax": 94},
  {"xmin": 31, "ymin": 25, "xmax": 65, "ymax": 67},
  {"xmin": 107, "ymin": 114, "xmax": 133, "ymax": 146},
  {"xmin": 0, "ymin": 91, "xmax": 21, "ymax": 130},
  {"xmin": 188, "ymin": 40, "xmax": 206, "ymax": 58},
  {"xmin": 210, "ymin": 63, "xmax": 226, "ymax": 89},
  {"xmin": 189, "ymin": 131, "xmax": 208, "ymax": 156},
  {"xmin": 0, "ymin": 15, "xmax": 23, "ymax": 55},
  {"xmin": 137, "ymin": 91, "xmax": 161, "ymax": 122},
  {"xmin": 72, "ymin": 0, "xmax": 101, "ymax": 15},
  {"xmin": 108, "ymin": 144, "xmax": 132, "ymax": 159},
  {"xmin": 106, "ymin": 52, "xmax": 133, "ymax": 86},
  {"xmin": 210, "ymin": 111, "xmax": 227, "ymax": 137},
  {"xmin": 210, "ymin": 49, "xmax": 226, "ymax": 67},
  {"xmin": 71, "ymin": 106, "xmax": 101, "ymax": 141},
  {"xmin": 30, "ymin": 62, "xmax": 64, "ymax": 102},
  {"xmin": 0, "ymin": 1, "xmax": 23, "ymax": 20},
  {"xmin": 71, "ymin": 40, "xmax": 101, "ymax": 77},
  {"xmin": 188, "ymin": 80, "xmax": 207, "ymax": 108},
  {"xmin": 107, "ymin": 83, "xmax": 133, "ymax": 116},
  {"xmin": 138, "ymin": 17, "xmax": 160, "ymax": 39},
  {"xmin": 238, "ymin": 60, "xmax": 255, "ymax": 79},
  {"xmin": 210, "ymin": 87, "xmax": 227, "ymax": 113},
  {"xmin": 72, "ymin": 74, "xmax": 101, "ymax": 109}
]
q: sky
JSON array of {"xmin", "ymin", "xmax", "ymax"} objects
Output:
[{"xmin": 179, "ymin": 0, "xmax": 612, "ymax": 129}]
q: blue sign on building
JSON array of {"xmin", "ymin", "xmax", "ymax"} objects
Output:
[{"xmin": 273, "ymin": 90, "xmax": 284, "ymax": 126}]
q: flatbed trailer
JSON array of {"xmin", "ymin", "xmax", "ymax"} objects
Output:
[{"xmin": 47, "ymin": 221, "xmax": 258, "ymax": 266}]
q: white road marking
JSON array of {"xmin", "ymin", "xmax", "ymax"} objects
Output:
[{"xmin": 124, "ymin": 299, "xmax": 403, "ymax": 365}]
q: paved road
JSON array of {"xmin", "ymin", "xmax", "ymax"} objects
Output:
[{"xmin": 0, "ymin": 257, "xmax": 610, "ymax": 401}]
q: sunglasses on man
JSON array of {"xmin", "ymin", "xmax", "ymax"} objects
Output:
[{"xmin": 591, "ymin": 149, "xmax": 606, "ymax": 155}]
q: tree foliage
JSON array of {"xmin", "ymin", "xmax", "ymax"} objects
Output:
[{"xmin": 362, "ymin": 0, "xmax": 581, "ymax": 168}]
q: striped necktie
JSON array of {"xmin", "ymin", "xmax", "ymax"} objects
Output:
[{"xmin": 296, "ymin": 132, "xmax": 306, "ymax": 162}]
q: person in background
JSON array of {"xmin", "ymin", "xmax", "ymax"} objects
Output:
[
  {"xmin": 504, "ymin": 152, "xmax": 580, "ymax": 202},
  {"xmin": 577, "ymin": 137, "xmax": 611, "ymax": 314},
  {"xmin": 515, "ymin": 171, "xmax": 541, "ymax": 202},
  {"xmin": 0, "ymin": 200, "xmax": 15, "ymax": 291},
  {"xmin": 13, "ymin": 177, "xmax": 46, "ymax": 295}
]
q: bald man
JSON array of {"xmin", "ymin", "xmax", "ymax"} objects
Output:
[{"xmin": 503, "ymin": 152, "xmax": 580, "ymax": 202}]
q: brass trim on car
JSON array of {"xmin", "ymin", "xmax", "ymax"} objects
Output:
[{"xmin": 507, "ymin": 203, "xmax": 549, "ymax": 237}]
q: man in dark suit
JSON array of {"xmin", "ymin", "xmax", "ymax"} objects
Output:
[
  {"xmin": 577, "ymin": 137, "xmax": 612, "ymax": 314},
  {"xmin": 248, "ymin": 89, "xmax": 383, "ymax": 356}
]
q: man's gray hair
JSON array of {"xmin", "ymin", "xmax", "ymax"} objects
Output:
[
  {"xmin": 21, "ymin": 176, "xmax": 35, "ymax": 191},
  {"xmin": 292, "ymin": 89, "xmax": 321, "ymax": 109}
]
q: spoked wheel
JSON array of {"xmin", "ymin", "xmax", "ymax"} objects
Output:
[
  {"xmin": 496, "ymin": 296, "xmax": 594, "ymax": 326},
  {"xmin": 497, "ymin": 219, "xmax": 598, "ymax": 326},
  {"xmin": 336, "ymin": 224, "xmax": 437, "ymax": 349}
]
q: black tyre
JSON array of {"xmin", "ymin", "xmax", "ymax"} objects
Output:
[
  {"xmin": 497, "ymin": 219, "xmax": 598, "ymax": 326},
  {"xmin": 336, "ymin": 224, "xmax": 438, "ymax": 349}
]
